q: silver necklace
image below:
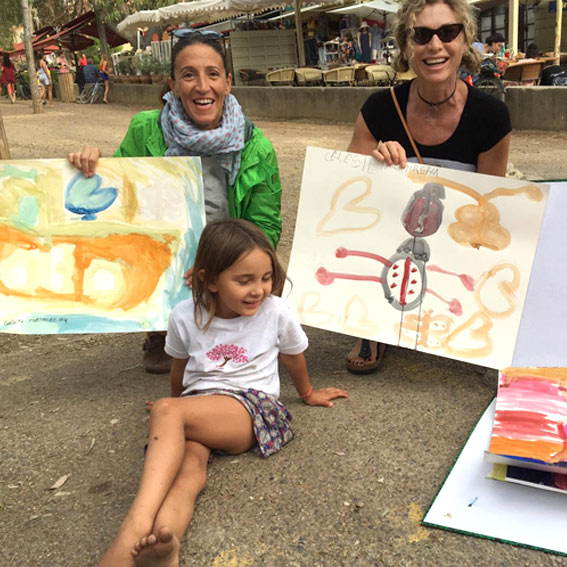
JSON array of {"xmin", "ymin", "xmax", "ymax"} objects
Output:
[{"xmin": 417, "ymin": 82, "xmax": 457, "ymax": 122}]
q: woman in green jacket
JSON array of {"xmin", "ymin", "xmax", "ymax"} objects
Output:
[{"xmin": 68, "ymin": 30, "xmax": 283, "ymax": 374}]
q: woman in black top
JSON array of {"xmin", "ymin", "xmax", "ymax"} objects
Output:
[{"xmin": 345, "ymin": 0, "xmax": 511, "ymax": 374}]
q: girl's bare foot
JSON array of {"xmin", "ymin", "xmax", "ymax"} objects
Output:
[{"xmin": 131, "ymin": 526, "xmax": 180, "ymax": 567}]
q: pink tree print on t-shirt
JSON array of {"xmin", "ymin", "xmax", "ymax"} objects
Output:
[{"xmin": 206, "ymin": 344, "xmax": 249, "ymax": 368}]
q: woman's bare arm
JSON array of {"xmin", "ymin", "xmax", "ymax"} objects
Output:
[{"xmin": 477, "ymin": 133, "xmax": 511, "ymax": 177}]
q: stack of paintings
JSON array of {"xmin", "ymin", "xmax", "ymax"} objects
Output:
[{"xmin": 485, "ymin": 367, "xmax": 567, "ymax": 494}]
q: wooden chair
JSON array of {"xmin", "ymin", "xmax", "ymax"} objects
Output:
[
  {"xmin": 323, "ymin": 66, "xmax": 356, "ymax": 86},
  {"xmin": 502, "ymin": 61, "xmax": 544, "ymax": 84},
  {"xmin": 266, "ymin": 68, "xmax": 296, "ymax": 86},
  {"xmin": 238, "ymin": 68, "xmax": 266, "ymax": 85},
  {"xmin": 295, "ymin": 67, "xmax": 324, "ymax": 86},
  {"xmin": 395, "ymin": 69, "xmax": 417, "ymax": 83},
  {"xmin": 364, "ymin": 64, "xmax": 396, "ymax": 86}
]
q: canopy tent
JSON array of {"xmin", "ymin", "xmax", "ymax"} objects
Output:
[
  {"xmin": 265, "ymin": 4, "xmax": 324, "ymax": 21},
  {"xmin": 117, "ymin": 0, "xmax": 270, "ymax": 34},
  {"xmin": 117, "ymin": 0, "xmax": 341, "ymax": 65},
  {"xmin": 326, "ymin": 0, "xmax": 398, "ymax": 20},
  {"xmin": 10, "ymin": 11, "xmax": 128, "ymax": 56}
]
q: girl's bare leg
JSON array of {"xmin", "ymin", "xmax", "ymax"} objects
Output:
[
  {"xmin": 47, "ymin": 84, "xmax": 53, "ymax": 106},
  {"xmin": 131, "ymin": 440, "xmax": 210, "ymax": 567},
  {"xmin": 103, "ymin": 80, "xmax": 109, "ymax": 103},
  {"xmin": 99, "ymin": 395, "xmax": 254, "ymax": 567}
]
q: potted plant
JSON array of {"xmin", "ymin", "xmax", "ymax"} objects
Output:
[
  {"xmin": 130, "ymin": 54, "xmax": 143, "ymax": 83},
  {"xmin": 118, "ymin": 58, "xmax": 134, "ymax": 83},
  {"xmin": 160, "ymin": 59, "xmax": 171, "ymax": 80},
  {"xmin": 149, "ymin": 56, "xmax": 164, "ymax": 84},
  {"xmin": 138, "ymin": 55, "xmax": 153, "ymax": 84},
  {"xmin": 113, "ymin": 60, "xmax": 125, "ymax": 83}
]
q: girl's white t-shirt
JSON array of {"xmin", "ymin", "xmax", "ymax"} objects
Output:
[{"xmin": 165, "ymin": 295, "xmax": 308, "ymax": 398}]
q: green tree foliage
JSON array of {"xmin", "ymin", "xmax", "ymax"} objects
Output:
[
  {"xmin": 0, "ymin": 0, "xmax": 23, "ymax": 49},
  {"xmin": 0, "ymin": 0, "xmax": 180, "ymax": 50},
  {"xmin": 134, "ymin": 0, "xmax": 179, "ymax": 11}
]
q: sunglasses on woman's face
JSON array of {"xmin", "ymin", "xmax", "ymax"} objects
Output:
[
  {"xmin": 411, "ymin": 23, "xmax": 464, "ymax": 45},
  {"xmin": 172, "ymin": 29, "xmax": 224, "ymax": 40}
]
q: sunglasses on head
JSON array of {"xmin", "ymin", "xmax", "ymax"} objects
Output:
[
  {"xmin": 411, "ymin": 23, "xmax": 463, "ymax": 45},
  {"xmin": 172, "ymin": 28, "xmax": 224, "ymax": 40}
]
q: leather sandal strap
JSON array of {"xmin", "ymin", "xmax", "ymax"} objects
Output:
[{"xmin": 359, "ymin": 339, "xmax": 372, "ymax": 360}]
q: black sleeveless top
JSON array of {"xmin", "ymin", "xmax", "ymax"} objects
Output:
[{"xmin": 361, "ymin": 80, "xmax": 511, "ymax": 171}]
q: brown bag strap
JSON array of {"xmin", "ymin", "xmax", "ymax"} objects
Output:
[{"xmin": 390, "ymin": 86, "xmax": 424, "ymax": 165}]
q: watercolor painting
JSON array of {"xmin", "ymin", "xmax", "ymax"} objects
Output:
[
  {"xmin": 487, "ymin": 367, "xmax": 567, "ymax": 472},
  {"xmin": 0, "ymin": 157, "xmax": 205, "ymax": 334},
  {"xmin": 286, "ymin": 147, "xmax": 549, "ymax": 369}
]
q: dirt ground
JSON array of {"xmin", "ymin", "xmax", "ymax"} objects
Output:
[{"xmin": 1, "ymin": 98, "xmax": 567, "ymax": 567}]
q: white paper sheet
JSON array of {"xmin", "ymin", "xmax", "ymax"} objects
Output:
[
  {"xmin": 512, "ymin": 182, "xmax": 567, "ymax": 366},
  {"xmin": 422, "ymin": 400, "xmax": 567, "ymax": 555},
  {"xmin": 287, "ymin": 147, "xmax": 549, "ymax": 369}
]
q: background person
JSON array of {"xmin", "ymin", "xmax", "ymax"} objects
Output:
[
  {"xmin": 37, "ymin": 51, "xmax": 53, "ymax": 107},
  {"xmin": 344, "ymin": 0, "xmax": 511, "ymax": 374},
  {"xmin": 75, "ymin": 52, "xmax": 87, "ymax": 93},
  {"xmin": 484, "ymin": 32, "xmax": 505, "ymax": 56},
  {"xmin": 82, "ymin": 57, "xmax": 99, "ymax": 85},
  {"xmin": 341, "ymin": 33, "xmax": 356, "ymax": 64},
  {"xmin": 55, "ymin": 48, "xmax": 71, "ymax": 73},
  {"xmin": 68, "ymin": 31, "xmax": 283, "ymax": 375},
  {"xmin": 99, "ymin": 53, "xmax": 110, "ymax": 103},
  {"xmin": 55, "ymin": 48, "xmax": 75, "ymax": 102},
  {"xmin": 359, "ymin": 22, "xmax": 372, "ymax": 63},
  {"xmin": 1, "ymin": 52, "xmax": 16, "ymax": 103},
  {"xmin": 525, "ymin": 42, "xmax": 539, "ymax": 59}
]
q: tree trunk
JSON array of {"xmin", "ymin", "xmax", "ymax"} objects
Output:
[
  {"xmin": 0, "ymin": 106, "xmax": 11, "ymax": 159},
  {"xmin": 20, "ymin": 0, "xmax": 42, "ymax": 114},
  {"xmin": 293, "ymin": 0, "xmax": 306, "ymax": 67},
  {"xmin": 94, "ymin": 6, "xmax": 110, "ymax": 58}
]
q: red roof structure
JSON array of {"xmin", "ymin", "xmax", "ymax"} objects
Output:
[{"xmin": 9, "ymin": 11, "xmax": 128, "ymax": 55}]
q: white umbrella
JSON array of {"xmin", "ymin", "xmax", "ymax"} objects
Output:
[
  {"xmin": 158, "ymin": 0, "xmax": 262, "ymax": 24},
  {"xmin": 117, "ymin": 9, "xmax": 164, "ymax": 34},
  {"xmin": 117, "ymin": 0, "xmax": 252, "ymax": 34},
  {"xmin": 326, "ymin": 0, "xmax": 399, "ymax": 19}
]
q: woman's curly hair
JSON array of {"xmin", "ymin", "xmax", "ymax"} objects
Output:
[{"xmin": 391, "ymin": 0, "xmax": 482, "ymax": 75}]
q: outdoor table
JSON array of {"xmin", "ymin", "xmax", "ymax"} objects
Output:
[{"xmin": 502, "ymin": 57, "xmax": 557, "ymax": 85}]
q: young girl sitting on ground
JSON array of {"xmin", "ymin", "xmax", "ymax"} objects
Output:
[{"xmin": 99, "ymin": 218, "xmax": 348, "ymax": 567}]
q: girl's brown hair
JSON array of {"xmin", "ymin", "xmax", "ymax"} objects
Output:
[
  {"xmin": 192, "ymin": 219, "xmax": 286, "ymax": 330},
  {"xmin": 392, "ymin": 0, "xmax": 482, "ymax": 74}
]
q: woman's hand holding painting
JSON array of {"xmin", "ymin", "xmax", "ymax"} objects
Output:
[
  {"xmin": 67, "ymin": 146, "xmax": 101, "ymax": 178},
  {"xmin": 373, "ymin": 140, "xmax": 408, "ymax": 168}
]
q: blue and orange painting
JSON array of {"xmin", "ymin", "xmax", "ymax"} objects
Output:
[{"xmin": 0, "ymin": 157, "xmax": 205, "ymax": 334}]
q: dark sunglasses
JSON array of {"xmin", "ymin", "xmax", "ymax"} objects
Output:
[
  {"xmin": 172, "ymin": 29, "xmax": 223, "ymax": 40},
  {"xmin": 411, "ymin": 24, "xmax": 464, "ymax": 45}
]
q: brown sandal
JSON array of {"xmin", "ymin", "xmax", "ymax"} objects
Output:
[{"xmin": 346, "ymin": 339, "xmax": 386, "ymax": 375}]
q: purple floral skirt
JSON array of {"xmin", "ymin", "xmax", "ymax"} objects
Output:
[{"xmin": 185, "ymin": 388, "xmax": 294, "ymax": 458}]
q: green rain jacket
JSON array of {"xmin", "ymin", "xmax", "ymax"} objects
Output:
[{"xmin": 114, "ymin": 109, "xmax": 282, "ymax": 248}]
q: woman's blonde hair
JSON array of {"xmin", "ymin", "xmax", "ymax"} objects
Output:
[
  {"xmin": 192, "ymin": 219, "xmax": 286, "ymax": 330},
  {"xmin": 392, "ymin": 0, "xmax": 482, "ymax": 74}
]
